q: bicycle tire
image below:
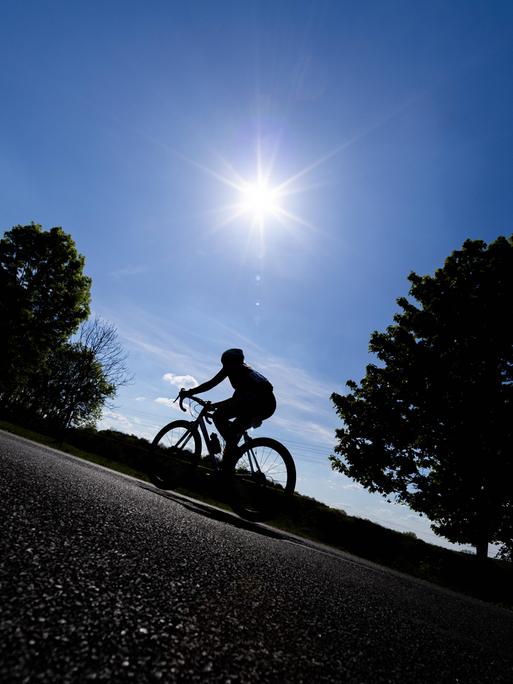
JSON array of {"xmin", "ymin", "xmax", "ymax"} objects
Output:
[
  {"xmin": 227, "ymin": 437, "xmax": 296, "ymax": 521},
  {"xmin": 148, "ymin": 419, "xmax": 202, "ymax": 489}
]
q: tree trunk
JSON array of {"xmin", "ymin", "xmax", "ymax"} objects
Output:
[
  {"xmin": 472, "ymin": 479, "xmax": 492, "ymax": 561},
  {"xmin": 475, "ymin": 536, "xmax": 489, "ymax": 560}
]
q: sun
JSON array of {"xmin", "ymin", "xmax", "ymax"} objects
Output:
[
  {"xmin": 240, "ymin": 180, "xmax": 281, "ymax": 220},
  {"xmin": 178, "ymin": 142, "xmax": 317, "ymax": 237}
]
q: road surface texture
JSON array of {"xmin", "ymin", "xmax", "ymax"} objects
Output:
[{"xmin": 1, "ymin": 430, "xmax": 513, "ymax": 683}]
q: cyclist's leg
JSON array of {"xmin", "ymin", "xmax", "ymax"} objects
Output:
[
  {"xmin": 258, "ymin": 391, "xmax": 276, "ymax": 421},
  {"xmin": 212, "ymin": 398, "xmax": 239, "ymax": 445},
  {"xmin": 229, "ymin": 391, "xmax": 276, "ymax": 442},
  {"xmin": 234, "ymin": 390, "xmax": 276, "ymax": 427},
  {"xmin": 215, "ymin": 390, "xmax": 277, "ymax": 458}
]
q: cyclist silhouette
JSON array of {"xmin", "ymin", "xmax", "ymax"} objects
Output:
[{"xmin": 180, "ymin": 349, "xmax": 276, "ymax": 455}]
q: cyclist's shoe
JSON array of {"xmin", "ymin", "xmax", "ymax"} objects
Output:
[
  {"xmin": 208, "ymin": 468, "xmax": 230, "ymax": 499},
  {"xmin": 220, "ymin": 443, "xmax": 238, "ymax": 474},
  {"xmin": 222, "ymin": 442, "xmax": 238, "ymax": 460}
]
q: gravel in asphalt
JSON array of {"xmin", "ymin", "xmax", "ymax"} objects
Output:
[{"xmin": 1, "ymin": 430, "xmax": 513, "ymax": 683}]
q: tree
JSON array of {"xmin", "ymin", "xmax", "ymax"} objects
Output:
[
  {"xmin": 28, "ymin": 318, "xmax": 132, "ymax": 430},
  {"xmin": 331, "ymin": 236, "xmax": 513, "ymax": 559},
  {"xmin": 33, "ymin": 343, "xmax": 115, "ymax": 429},
  {"xmin": 0, "ymin": 223, "xmax": 91, "ymax": 407}
]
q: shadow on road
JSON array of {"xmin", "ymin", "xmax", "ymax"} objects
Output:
[{"xmin": 140, "ymin": 483, "xmax": 295, "ymax": 543}]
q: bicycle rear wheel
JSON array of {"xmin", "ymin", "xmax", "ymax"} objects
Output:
[
  {"xmin": 148, "ymin": 420, "xmax": 201, "ymax": 489},
  {"xmin": 228, "ymin": 437, "xmax": 296, "ymax": 521}
]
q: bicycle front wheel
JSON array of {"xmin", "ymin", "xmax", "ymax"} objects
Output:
[
  {"xmin": 148, "ymin": 420, "xmax": 202, "ymax": 489},
  {"xmin": 228, "ymin": 437, "xmax": 296, "ymax": 521}
]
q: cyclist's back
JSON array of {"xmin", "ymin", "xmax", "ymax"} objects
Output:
[
  {"xmin": 180, "ymin": 348, "xmax": 275, "ymax": 451},
  {"xmin": 226, "ymin": 363, "xmax": 273, "ymax": 393}
]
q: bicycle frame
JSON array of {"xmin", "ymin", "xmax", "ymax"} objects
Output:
[
  {"xmin": 240, "ymin": 432, "xmax": 262, "ymax": 476},
  {"xmin": 150, "ymin": 391, "xmax": 297, "ymax": 521},
  {"xmin": 176, "ymin": 395, "xmax": 231, "ymax": 466},
  {"xmin": 178, "ymin": 395, "xmax": 261, "ymax": 473}
]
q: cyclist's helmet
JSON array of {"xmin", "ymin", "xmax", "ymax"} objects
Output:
[{"xmin": 221, "ymin": 348, "xmax": 244, "ymax": 367}]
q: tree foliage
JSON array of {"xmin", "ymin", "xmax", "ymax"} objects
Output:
[
  {"xmin": 0, "ymin": 224, "xmax": 130, "ymax": 430},
  {"xmin": 331, "ymin": 236, "xmax": 513, "ymax": 558},
  {"xmin": 30, "ymin": 318, "xmax": 132, "ymax": 430},
  {"xmin": 33, "ymin": 343, "xmax": 113, "ymax": 429},
  {"xmin": 0, "ymin": 224, "xmax": 91, "ymax": 402}
]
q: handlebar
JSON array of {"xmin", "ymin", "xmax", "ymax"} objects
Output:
[{"xmin": 175, "ymin": 390, "xmax": 212, "ymax": 414}]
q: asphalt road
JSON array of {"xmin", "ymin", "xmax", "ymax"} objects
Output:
[{"xmin": 1, "ymin": 430, "xmax": 513, "ymax": 683}]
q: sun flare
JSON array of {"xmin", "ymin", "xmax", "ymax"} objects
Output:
[
  {"xmin": 181, "ymin": 142, "xmax": 317, "ymax": 240},
  {"xmin": 240, "ymin": 180, "xmax": 281, "ymax": 220}
]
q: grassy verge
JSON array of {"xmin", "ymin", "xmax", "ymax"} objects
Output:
[
  {"xmin": 1, "ymin": 419, "xmax": 512, "ymax": 608},
  {"xmin": 0, "ymin": 420, "xmax": 150, "ymax": 481}
]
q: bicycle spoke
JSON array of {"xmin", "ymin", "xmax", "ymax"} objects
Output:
[
  {"xmin": 149, "ymin": 420, "xmax": 202, "ymax": 490},
  {"xmin": 159, "ymin": 426, "xmax": 194, "ymax": 454},
  {"xmin": 236, "ymin": 445, "xmax": 289, "ymax": 488},
  {"xmin": 229, "ymin": 438, "xmax": 296, "ymax": 521}
]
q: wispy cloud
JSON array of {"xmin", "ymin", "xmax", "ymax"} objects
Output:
[
  {"xmin": 111, "ymin": 314, "xmax": 216, "ymax": 381},
  {"xmin": 340, "ymin": 482, "xmax": 364, "ymax": 491},
  {"xmin": 154, "ymin": 397, "xmax": 183, "ymax": 414},
  {"xmin": 99, "ymin": 409, "xmax": 135, "ymax": 431},
  {"xmin": 110, "ymin": 307, "xmax": 339, "ymax": 450},
  {"xmin": 110, "ymin": 265, "xmax": 147, "ymax": 279},
  {"xmin": 98, "ymin": 409, "xmax": 160, "ymax": 440},
  {"xmin": 271, "ymin": 415, "xmax": 335, "ymax": 448}
]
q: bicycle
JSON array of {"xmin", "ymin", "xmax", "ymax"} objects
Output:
[{"xmin": 147, "ymin": 392, "xmax": 296, "ymax": 521}]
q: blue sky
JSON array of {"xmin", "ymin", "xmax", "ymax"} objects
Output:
[{"xmin": 2, "ymin": 1, "xmax": 513, "ymax": 549}]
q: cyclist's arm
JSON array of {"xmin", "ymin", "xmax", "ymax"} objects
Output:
[
  {"xmin": 210, "ymin": 397, "xmax": 231, "ymax": 409},
  {"xmin": 187, "ymin": 368, "xmax": 227, "ymax": 395}
]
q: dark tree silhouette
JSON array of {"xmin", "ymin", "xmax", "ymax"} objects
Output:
[
  {"xmin": 0, "ymin": 224, "xmax": 91, "ymax": 407},
  {"xmin": 331, "ymin": 236, "xmax": 513, "ymax": 559},
  {"xmin": 33, "ymin": 342, "xmax": 114, "ymax": 429},
  {"xmin": 30, "ymin": 318, "xmax": 132, "ymax": 430}
]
